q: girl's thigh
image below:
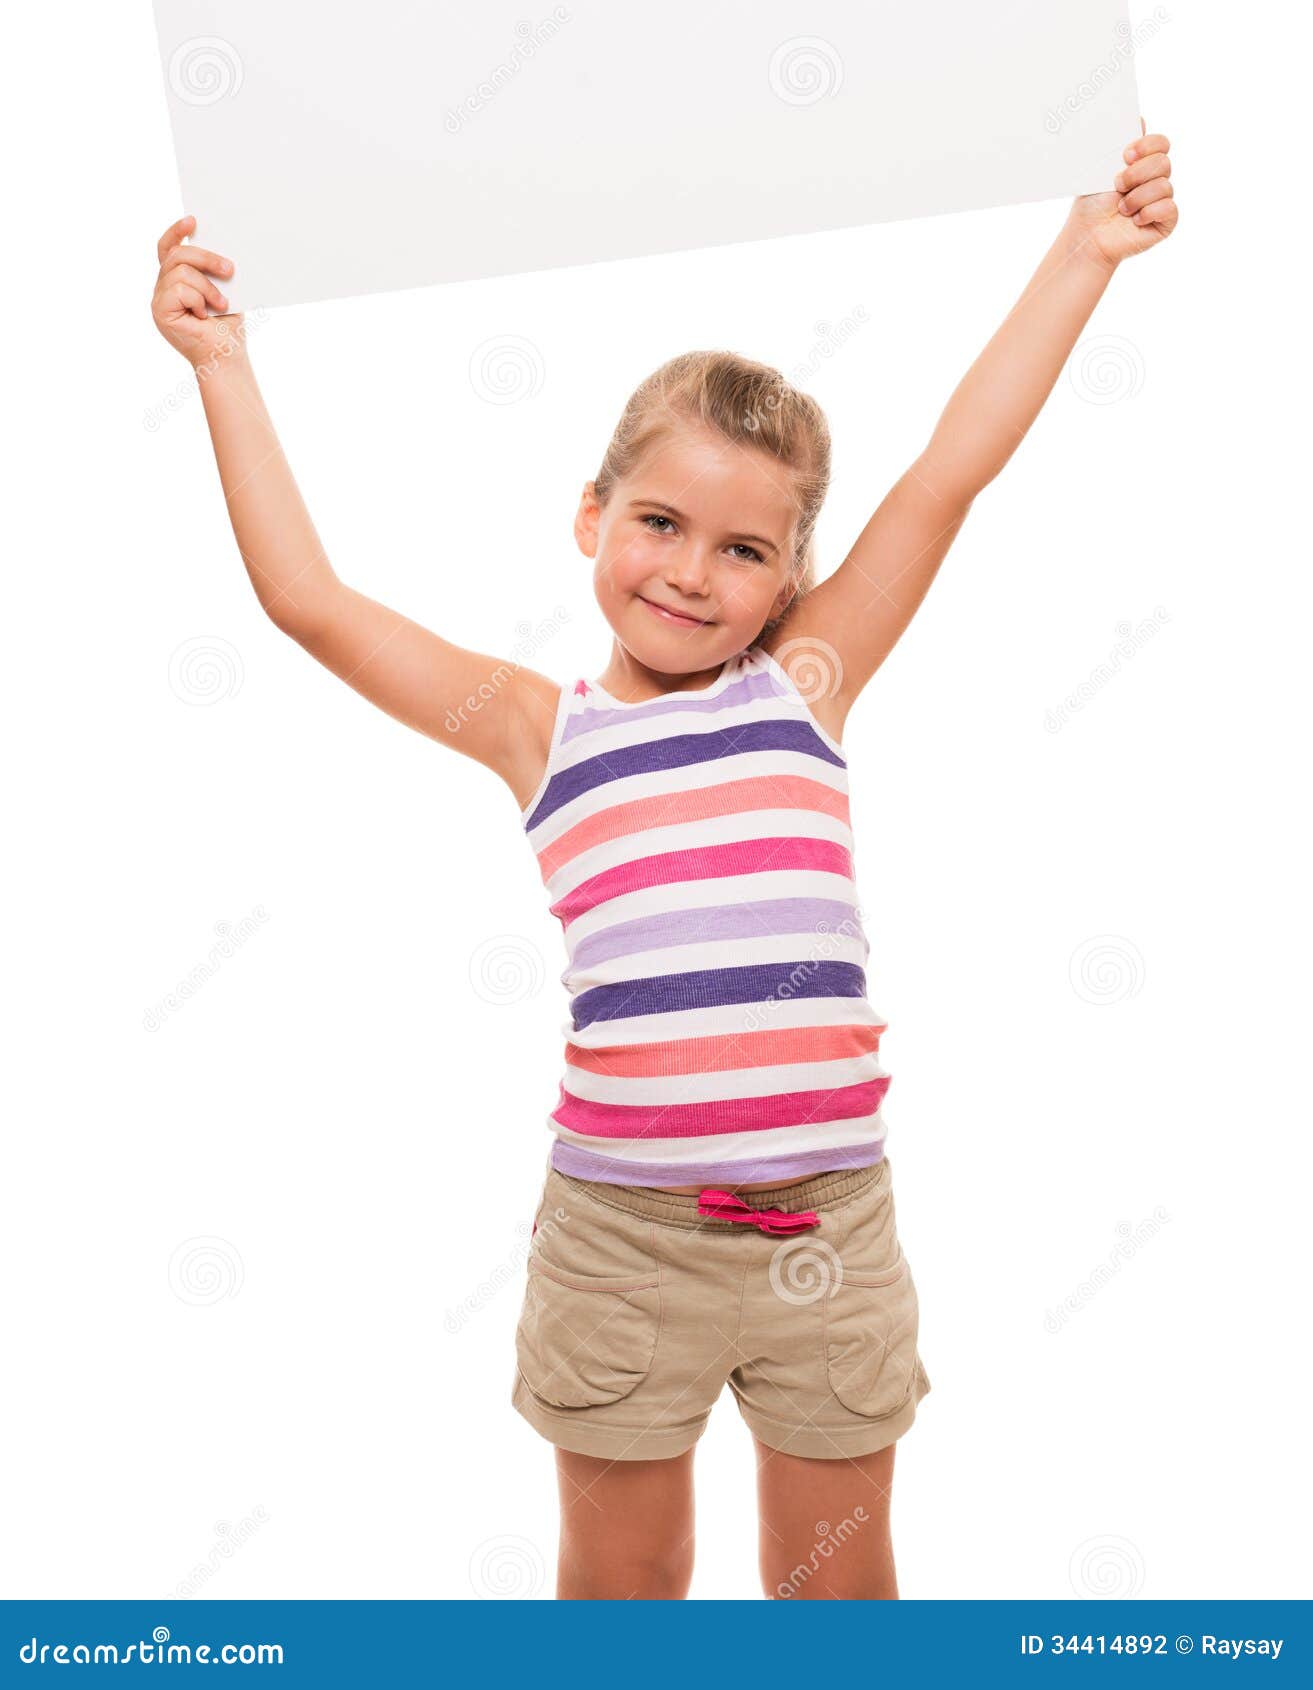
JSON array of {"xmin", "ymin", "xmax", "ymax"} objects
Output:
[
  {"xmin": 754, "ymin": 1436, "xmax": 899, "ymax": 1600},
  {"xmin": 554, "ymin": 1445, "xmax": 697, "ymax": 1600}
]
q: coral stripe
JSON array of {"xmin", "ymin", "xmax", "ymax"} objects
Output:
[
  {"xmin": 565, "ymin": 1022, "xmax": 884, "ymax": 1077},
  {"xmin": 536, "ymin": 774, "xmax": 850, "ymax": 881}
]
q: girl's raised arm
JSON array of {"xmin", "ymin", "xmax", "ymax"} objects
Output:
[
  {"xmin": 770, "ymin": 128, "xmax": 1178, "ymax": 730},
  {"xmin": 150, "ymin": 217, "xmax": 560, "ymax": 810}
]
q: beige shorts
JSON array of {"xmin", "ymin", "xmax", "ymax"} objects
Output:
[{"xmin": 511, "ymin": 1155, "xmax": 931, "ymax": 1462}]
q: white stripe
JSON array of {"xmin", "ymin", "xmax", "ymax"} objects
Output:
[
  {"xmin": 567, "ymin": 929, "xmax": 868, "ymax": 990},
  {"xmin": 560, "ymin": 685, "xmax": 803, "ymax": 767},
  {"xmin": 549, "ymin": 1111, "xmax": 887, "ymax": 1166},
  {"xmin": 562, "ymin": 1053, "xmax": 888, "ymax": 1106},
  {"xmin": 527, "ymin": 746, "xmax": 847, "ymax": 855}
]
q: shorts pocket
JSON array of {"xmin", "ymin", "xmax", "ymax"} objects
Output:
[
  {"xmin": 822, "ymin": 1168, "xmax": 920, "ymax": 1418},
  {"xmin": 514, "ymin": 1181, "xmax": 662, "ymax": 1410},
  {"xmin": 823, "ymin": 1253, "xmax": 921, "ymax": 1418}
]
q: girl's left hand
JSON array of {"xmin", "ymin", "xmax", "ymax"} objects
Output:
[{"xmin": 1067, "ymin": 120, "xmax": 1179, "ymax": 268}]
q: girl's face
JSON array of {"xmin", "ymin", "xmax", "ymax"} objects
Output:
[{"xmin": 576, "ymin": 425, "xmax": 800, "ymax": 677}]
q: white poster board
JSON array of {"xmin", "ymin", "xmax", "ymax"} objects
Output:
[{"xmin": 153, "ymin": 0, "xmax": 1143, "ymax": 313}]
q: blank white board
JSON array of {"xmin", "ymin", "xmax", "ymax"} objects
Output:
[{"xmin": 153, "ymin": 0, "xmax": 1143, "ymax": 313}]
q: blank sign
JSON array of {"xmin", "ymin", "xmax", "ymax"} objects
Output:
[{"xmin": 152, "ymin": 0, "xmax": 1143, "ymax": 312}]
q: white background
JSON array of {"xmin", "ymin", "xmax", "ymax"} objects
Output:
[{"xmin": 4, "ymin": 3, "xmax": 1310, "ymax": 1601}]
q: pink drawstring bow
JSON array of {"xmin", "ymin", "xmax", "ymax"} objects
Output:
[{"xmin": 697, "ymin": 1188, "xmax": 820, "ymax": 1235}]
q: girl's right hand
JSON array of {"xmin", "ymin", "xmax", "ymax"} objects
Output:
[{"xmin": 151, "ymin": 214, "xmax": 238, "ymax": 366}]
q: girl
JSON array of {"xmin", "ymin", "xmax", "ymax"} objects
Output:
[{"xmin": 150, "ymin": 125, "xmax": 1177, "ymax": 1600}]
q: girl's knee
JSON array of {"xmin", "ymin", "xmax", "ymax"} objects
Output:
[{"xmin": 558, "ymin": 1541, "xmax": 694, "ymax": 1601}]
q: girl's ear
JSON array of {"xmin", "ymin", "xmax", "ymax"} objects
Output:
[
  {"xmin": 771, "ymin": 536, "xmax": 814, "ymax": 621},
  {"xmin": 759, "ymin": 592, "xmax": 792, "ymax": 642},
  {"xmin": 762, "ymin": 560, "xmax": 805, "ymax": 636},
  {"xmin": 770, "ymin": 573, "xmax": 799, "ymax": 621},
  {"xmin": 573, "ymin": 480, "xmax": 601, "ymax": 558}
]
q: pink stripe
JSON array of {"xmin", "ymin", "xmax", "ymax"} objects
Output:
[
  {"xmin": 551, "ymin": 835, "xmax": 853, "ymax": 924},
  {"xmin": 550, "ymin": 1075, "xmax": 890, "ymax": 1140},
  {"xmin": 535, "ymin": 775, "xmax": 850, "ymax": 882}
]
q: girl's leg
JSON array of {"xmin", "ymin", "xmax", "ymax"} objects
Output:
[
  {"xmin": 554, "ymin": 1446, "xmax": 697, "ymax": 1600},
  {"xmin": 753, "ymin": 1437, "xmax": 898, "ymax": 1600}
]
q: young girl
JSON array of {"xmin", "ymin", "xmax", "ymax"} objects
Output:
[{"xmin": 150, "ymin": 125, "xmax": 1177, "ymax": 1600}]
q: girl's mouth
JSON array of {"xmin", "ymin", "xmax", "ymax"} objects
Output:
[{"xmin": 638, "ymin": 595, "xmax": 710, "ymax": 628}]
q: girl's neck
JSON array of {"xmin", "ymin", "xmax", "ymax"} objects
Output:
[{"xmin": 594, "ymin": 645, "xmax": 735, "ymax": 705}]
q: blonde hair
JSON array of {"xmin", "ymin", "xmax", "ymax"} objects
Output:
[{"xmin": 592, "ymin": 350, "xmax": 830, "ymax": 634}]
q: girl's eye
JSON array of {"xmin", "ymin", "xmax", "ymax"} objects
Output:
[{"xmin": 640, "ymin": 515, "xmax": 760, "ymax": 562}]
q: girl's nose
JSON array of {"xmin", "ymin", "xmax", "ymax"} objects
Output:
[{"xmin": 666, "ymin": 551, "xmax": 712, "ymax": 595}]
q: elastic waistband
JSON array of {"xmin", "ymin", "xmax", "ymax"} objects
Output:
[{"xmin": 553, "ymin": 1154, "xmax": 888, "ymax": 1232}]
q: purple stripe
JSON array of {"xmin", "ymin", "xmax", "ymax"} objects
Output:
[
  {"xmin": 526, "ymin": 718, "xmax": 845, "ymax": 831},
  {"xmin": 563, "ymin": 668, "xmax": 785, "ymax": 744},
  {"xmin": 572, "ymin": 897, "xmax": 866, "ymax": 971},
  {"xmin": 572, "ymin": 960, "xmax": 865, "ymax": 1030},
  {"xmin": 550, "ymin": 1136, "xmax": 886, "ymax": 1187}
]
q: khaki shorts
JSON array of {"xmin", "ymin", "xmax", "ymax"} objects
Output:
[{"xmin": 511, "ymin": 1155, "xmax": 931, "ymax": 1462}]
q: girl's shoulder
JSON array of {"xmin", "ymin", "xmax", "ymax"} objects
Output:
[
  {"xmin": 747, "ymin": 637, "xmax": 848, "ymax": 759},
  {"xmin": 502, "ymin": 665, "xmax": 563, "ymax": 817}
]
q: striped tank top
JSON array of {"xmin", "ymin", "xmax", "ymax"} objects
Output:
[{"xmin": 520, "ymin": 642, "xmax": 890, "ymax": 1187}]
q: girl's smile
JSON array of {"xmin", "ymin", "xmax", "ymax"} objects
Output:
[{"xmin": 637, "ymin": 594, "xmax": 713, "ymax": 628}]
